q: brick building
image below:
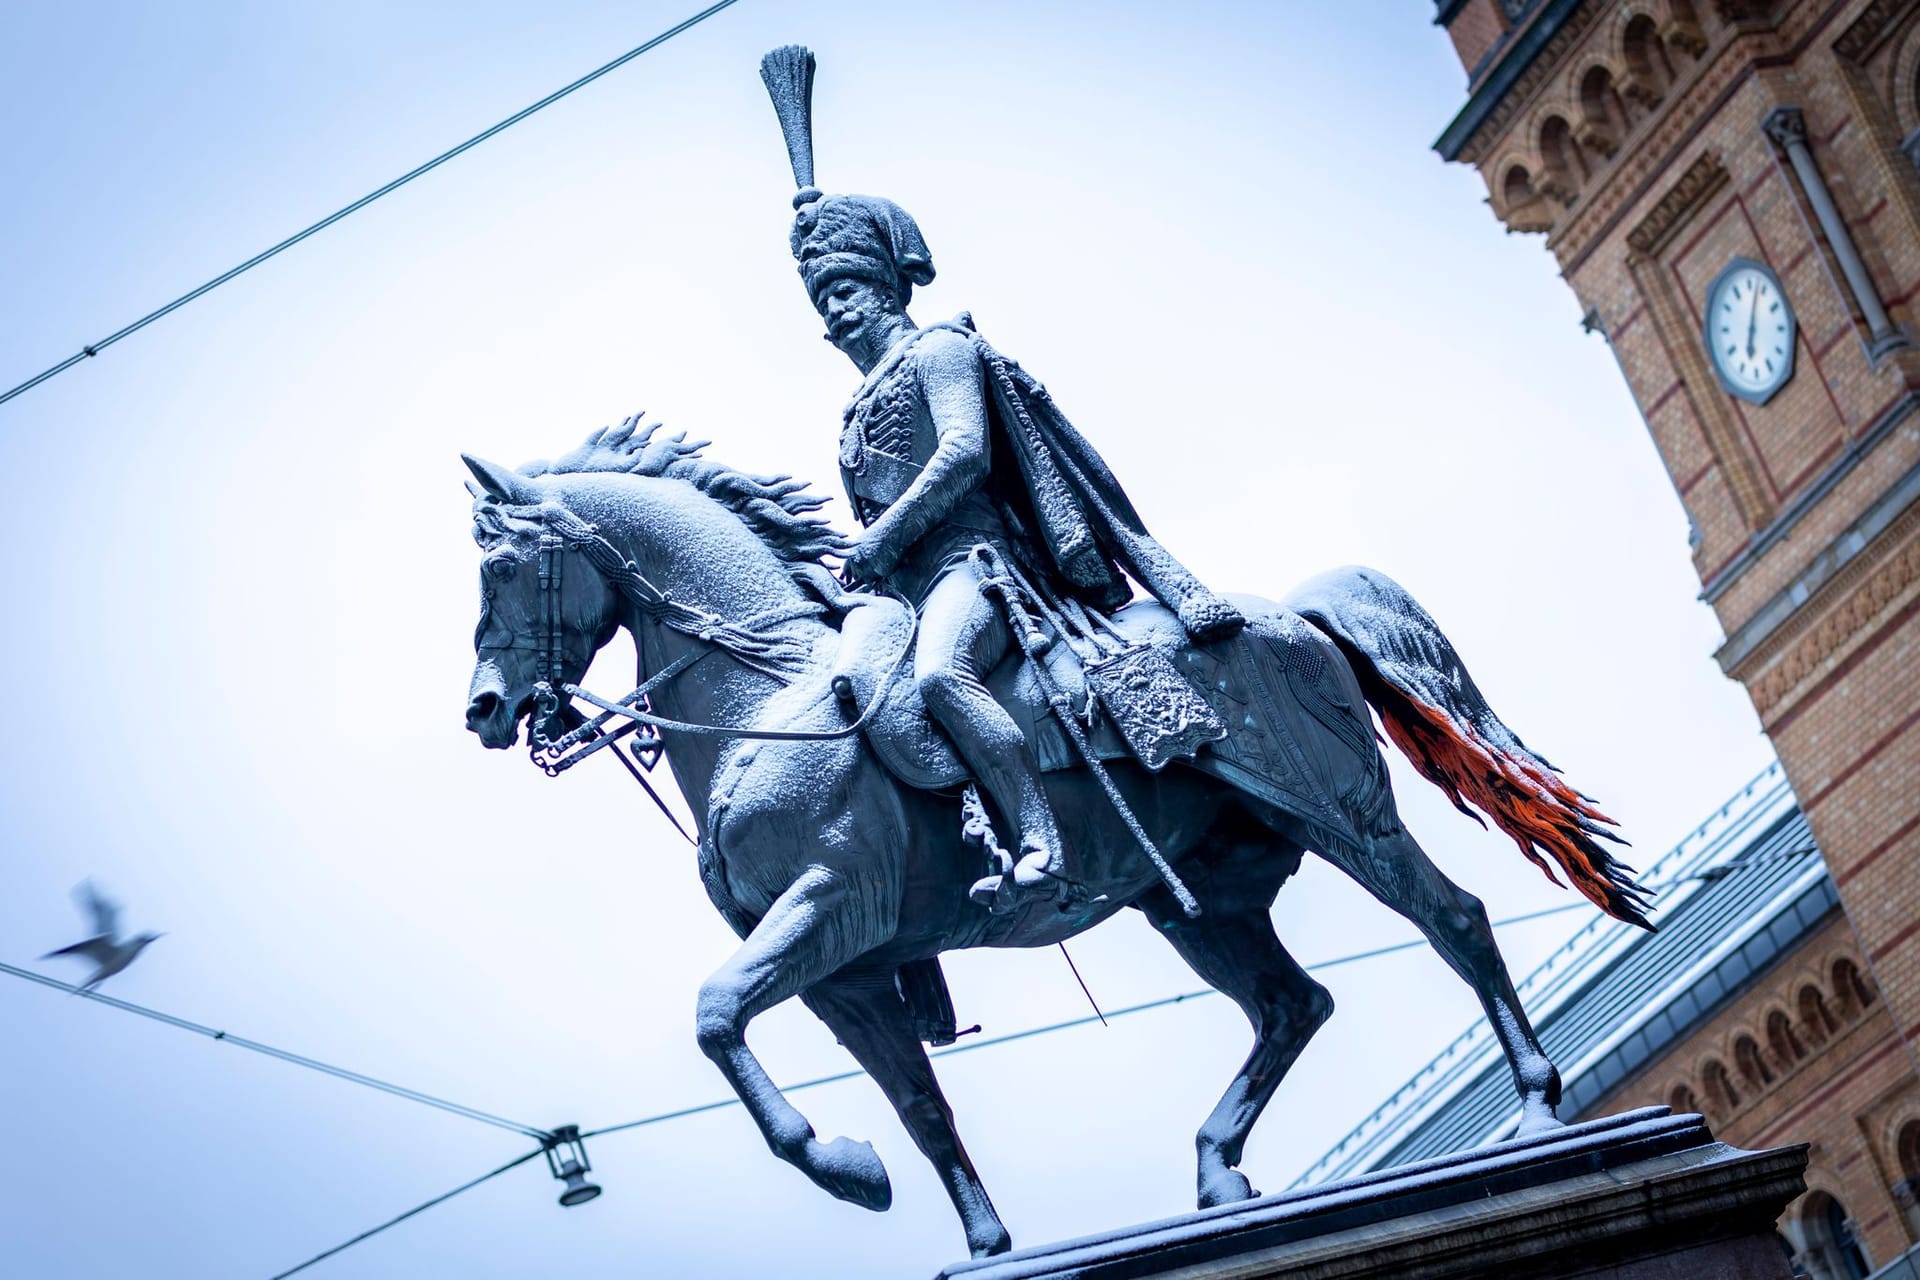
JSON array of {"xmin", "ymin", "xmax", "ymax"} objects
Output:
[
  {"xmin": 1312, "ymin": 1, "xmax": 1920, "ymax": 1274},
  {"xmin": 1303, "ymin": 768, "xmax": 1914, "ymax": 1276}
]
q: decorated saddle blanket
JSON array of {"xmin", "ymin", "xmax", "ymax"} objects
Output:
[{"xmin": 826, "ymin": 589, "xmax": 1398, "ymax": 855}]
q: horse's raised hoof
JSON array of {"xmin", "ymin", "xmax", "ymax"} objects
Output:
[
  {"xmin": 1197, "ymin": 1167, "xmax": 1258, "ymax": 1209},
  {"xmin": 805, "ymin": 1136, "xmax": 893, "ymax": 1211}
]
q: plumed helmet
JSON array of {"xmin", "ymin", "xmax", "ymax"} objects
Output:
[
  {"xmin": 761, "ymin": 45, "xmax": 936, "ymax": 308},
  {"xmin": 790, "ymin": 193, "xmax": 934, "ymax": 308}
]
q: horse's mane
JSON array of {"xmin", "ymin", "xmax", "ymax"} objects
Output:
[{"xmin": 521, "ymin": 418, "xmax": 851, "ymax": 566}]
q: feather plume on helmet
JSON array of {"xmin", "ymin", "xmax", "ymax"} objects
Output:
[{"xmin": 760, "ymin": 45, "xmax": 936, "ymax": 308}]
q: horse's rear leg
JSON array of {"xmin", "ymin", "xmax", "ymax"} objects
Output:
[
  {"xmin": 802, "ymin": 971, "xmax": 1012, "ymax": 1259},
  {"xmin": 695, "ymin": 864, "xmax": 893, "ymax": 1210},
  {"xmin": 1323, "ymin": 826, "xmax": 1563, "ymax": 1134},
  {"xmin": 1139, "ymin": 869, "xmax": 1334, "ymax": 1210}
]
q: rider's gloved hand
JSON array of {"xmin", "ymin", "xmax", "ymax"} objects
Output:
[{"xmin": 842, "ymin": 531, "xmax": 898, "ymax": 588}]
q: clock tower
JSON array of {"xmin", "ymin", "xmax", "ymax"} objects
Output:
[{"xmin": 1433, "ymin": 0, "xmax": 1920, "ymax": 1261}]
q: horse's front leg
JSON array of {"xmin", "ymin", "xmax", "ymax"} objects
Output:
[
  {"xmin": 695, "ymin": 863, "xmax": 893, "ymax": 1210},
  {"xmin": 803, "ymin": 970, "xmax": 1012, "ymax": 1259}
]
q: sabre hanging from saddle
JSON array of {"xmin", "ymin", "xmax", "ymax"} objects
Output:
[{"xmin": 970, "ymin": 544, "xmax": 1217, "ymax": 918}]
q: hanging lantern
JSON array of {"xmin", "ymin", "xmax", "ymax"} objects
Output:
[{"xmin": 542, "ymin": 1125, "xmax": 603, "ymax": 1207}]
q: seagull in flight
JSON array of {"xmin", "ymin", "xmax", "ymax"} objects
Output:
[{"xmin": 40, "ymin": 880, "xmax": 163, "ymax": 991}]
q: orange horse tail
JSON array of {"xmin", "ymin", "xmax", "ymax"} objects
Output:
[{"xmin": 1287, "ymin": 567, "xmax": 1652, "ymax": 930}]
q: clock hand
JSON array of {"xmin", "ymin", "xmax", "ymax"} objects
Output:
[{"xmin": 1746, "ymin": 288, "xmax": 1759, "ymax": 360}]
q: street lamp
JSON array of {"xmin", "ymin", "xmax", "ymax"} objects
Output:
[{"xmin": 542, "ymin": 1125, "xmax": 603, "ymax": 1207}]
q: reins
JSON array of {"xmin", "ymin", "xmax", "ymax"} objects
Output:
[{"xmin": 522, "ymin": 511, "xmax": 916, "ymax": 798}]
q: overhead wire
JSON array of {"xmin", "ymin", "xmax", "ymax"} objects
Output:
[
  {"xmin": 15, "ymin": 844, "xmax": 1822, "ymax": 1276},
  {"xmin": 273, "ymin": 887, "xmax": 1676, "ymax": 1271},
  {"xmin": 268, "ymin": 1147, "xmax": 547, "ymax": 1280},
  {"xmin": 0, "ymin": 0, "xmax": 745, "ymax": 409},
  {"xmin": 275, "ymin": 897, "xmax": 1617, "ymax": 1274},
  {"xmin": 583, "ymin": 844, "xmax": 1823, "ymax": 1138},
  {"xmin": 0, "ymin": 960, "xmax": 550, "ymax": 1141}
]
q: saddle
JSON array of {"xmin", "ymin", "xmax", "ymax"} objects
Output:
[
  {"xmin": 811, "ymin": 571, "xmax": 1397, "ymax": 858},
  {"xmin": 792, "ymin": 566, "xmax": 1400, "ymax": 1047}
]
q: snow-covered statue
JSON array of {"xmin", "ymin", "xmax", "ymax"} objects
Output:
[{"xmin": 457, "ymin": 45, "xmax": 1649, "ymax": 1262}]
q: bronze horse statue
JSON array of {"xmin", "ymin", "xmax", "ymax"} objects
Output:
[{"xmin": 460, "ymin": 425, "xmax": 1648, "ymax": 1258}]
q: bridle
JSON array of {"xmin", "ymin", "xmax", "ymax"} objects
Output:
[{"xmin": 505, "ymin": 508, "xmax": 915, "ymax": 810}]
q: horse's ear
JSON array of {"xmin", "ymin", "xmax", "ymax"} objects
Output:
[
  {"xmin": 462, "ymin": 454, "xmax": 540, "ymax": 505},
  {"xmin": 464, "ymin": 480, "xmax": 483, "ymax": 498}
]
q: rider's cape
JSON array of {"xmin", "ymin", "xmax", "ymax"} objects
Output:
[{"xmin": 945, "ymin": 317, "xmax": 1246, "ymax": 641}]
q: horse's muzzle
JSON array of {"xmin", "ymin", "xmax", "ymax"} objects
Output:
[{"xmin": 466, "ymin": 662, "xmax": 524, "ymax": 749}]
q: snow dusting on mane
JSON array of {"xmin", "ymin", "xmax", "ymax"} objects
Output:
[{"xmin": 516, "ymin": 419, "xmax": 851, "ymax": 566}]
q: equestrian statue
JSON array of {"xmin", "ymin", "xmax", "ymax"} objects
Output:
[{"xmin": 458, "ymin": 46, "xmax": 1651, "ymax": 1260}]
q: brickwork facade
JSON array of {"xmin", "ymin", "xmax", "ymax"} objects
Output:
[
  {"xmin": 1433, "ymin": 1, "xmax": 1920, "ymax": 1273},
  {"xmin": 1592, "ymin": 915, "xmax": 1918, "ymax": 1269}
]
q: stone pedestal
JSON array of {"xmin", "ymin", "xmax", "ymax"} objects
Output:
[{"xmin": 938, "ymin": 1108, "xmax": 1807, "ymax": 1280}]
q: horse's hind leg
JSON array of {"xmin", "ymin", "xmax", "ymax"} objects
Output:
[
  {"xmin": 695, "ymin": 864, "xmax": 894, "ymax": 1210},
  {"xmin": 1322, "ymin": 826, "xmax": 1563, "ymax": 1133},
  {"xmin": 1138, "ymin": 856, "xmax": 1334, "ymax": 1210},
  {"xmin": 802, "ymin": 971, "xmax": 1012, "ymax": 1259}
]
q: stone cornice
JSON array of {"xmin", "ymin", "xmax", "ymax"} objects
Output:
[
  {"xmin": 1742, "ymin": 490, "xmax": 1920, "ymax": 717},
  {"xmin": 1704, "ymin": 394, "xmax": 1920, "ymax": 604},
  {"xmin": 1833, "ymin": 0, "xmax": 1920, "ymax": 64},
  {"xmin": 1438, "ymin": 0, "xmax": 1596, "ymax": 163},
  {"xmin": 1626, "ymin": 151, "xmax": 1730, "ymax": 256}
]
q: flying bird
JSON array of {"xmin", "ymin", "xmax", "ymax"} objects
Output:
[{"xmin": 40, "ymin": 880, "xmax": 163, "ymax": 991}]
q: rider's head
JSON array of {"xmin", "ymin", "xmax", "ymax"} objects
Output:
[{"xmin": 791, "ymin": 194, "xmax": 933, "ymax": 359}]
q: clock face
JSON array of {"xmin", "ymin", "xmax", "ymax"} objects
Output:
[{"xmin": 1705, "ymin": 260, "xmax": 1795, "ymax": 404}]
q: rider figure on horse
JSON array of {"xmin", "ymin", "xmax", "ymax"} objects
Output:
[{"xmin": 772, "ymin": 51, "xmax": 1244, "ymax": 907}]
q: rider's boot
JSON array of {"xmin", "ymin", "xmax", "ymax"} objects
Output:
[
  {"xmin": 988, "ymin": 765, "xmax": 1090, "ymax": 909},
  {"xmin": 1009, "ymin": 780, "xmax": 1070, "ymax": 896}
]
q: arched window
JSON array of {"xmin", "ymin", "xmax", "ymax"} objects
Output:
[
  {"xmin": 1577, "ymin": 66, "xmax": 1627, "ymax": 157},
  {"xmin": 1767, "ymin": 1009, "xmax": 1805, "ymax": 1065},
  {"xmin": 1702, "ymin": 1059, "xmax": 1740, "ymax": 1113},
  {"xmin": 1800, "ymin": 984, "xmax": 1838, "ymax": 1042},
  {"xmin": 1904, "ymin": 62, "xmax": 1920, "ymax": 174},
  {"xmin": 1735, "ymin": 1035, "xmax": 1774, "ymax": 1089},
  {"xmin": 1662, "ymin": 0, "xmax": 1710, "ymax": 58},
  {"xmin": 1668, "ymin": 1083, "xmax": 1699, "ymax": 1115},
  {"xmin": 1501, "ymin": 165, "xmax": 1551, "ymax": 234},
  {"xmin": 1832, "ymin": 959, "xmax": 1874, "ymax": 1016},
  {"xmin": 1538, "ymin": 116, "xmax": 1584, "ymax": 203},
  {"xmin": 1811, "ymin": 1195, "xmax": 1873, "ymax": 1280},
  {"xmin": 1623, "ymin": 15, "xmax": 1674, "ymax": 107},
  {"xmin": 1897, "ymin": 1120, "xmax": 1920, "ymax": 1238}
]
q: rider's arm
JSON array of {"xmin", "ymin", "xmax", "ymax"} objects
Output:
[{"xmin": 857, "ymin": 330, "xmax": 989, "ymax": 573}]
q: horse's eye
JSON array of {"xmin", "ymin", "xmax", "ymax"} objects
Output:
[{"xmin": 486, "ymin": 558, "xmax": 518, "ymax": 583}]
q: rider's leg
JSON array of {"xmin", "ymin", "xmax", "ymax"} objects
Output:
[{"xmin": 915, "ymin": 557, "xmax": 1071, "ymax": 894}]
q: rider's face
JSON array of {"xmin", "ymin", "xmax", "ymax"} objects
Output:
[{"xmin": 817, "ymin": 278, "xmax": 897, "ymax": 352}]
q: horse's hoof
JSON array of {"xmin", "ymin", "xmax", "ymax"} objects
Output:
[
  {"xmin": 807, "ymin": 1136, "xmax": 892, "ymax": 1212},
  {"xmin": 1515, "ymin": 1105, "xmax": 1565, "ymax": 1138},
  {"xmin": 970, "ymin": 1227, "xmax": 1014, "ymax": 1258},
  {"xmin": 1197, "ymin": 1169, "xmax": 1257, "ymax": 1209}
]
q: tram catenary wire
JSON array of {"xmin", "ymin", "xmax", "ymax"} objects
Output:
[
  {"xmin": 267, "ymin": 1148, "xmax": 549, "ymax": 1279},
  {"xmin": 0, "ymin": 0, "xmax": 745, "ymax": 409},
  {"xmin": 0, "ymin": 959, "xmax": 551, "ymax": 1140},
  {"xmin": 6, "ymin": 845, "xmax": 1812, "ymax": 1275}
]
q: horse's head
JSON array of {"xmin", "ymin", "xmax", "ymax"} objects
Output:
[{"xmin": 461, "ymin": 455, "xmax": 622, "ymax": 749}]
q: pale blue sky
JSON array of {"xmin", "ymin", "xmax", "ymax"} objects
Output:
[{"xmin": 0, "ymin": 4, "xmax": 1773, "ymax": 1277}]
